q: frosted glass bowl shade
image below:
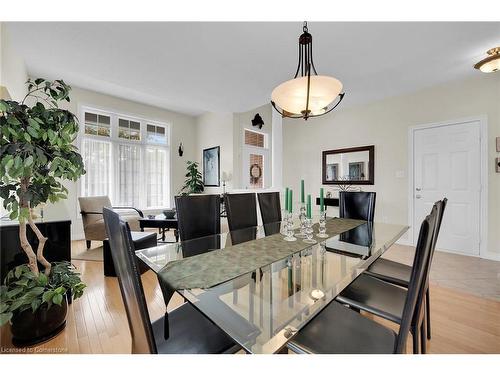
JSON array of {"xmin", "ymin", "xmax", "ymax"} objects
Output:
[{"xmin": 271, "ymin": 75, "xmax": 343, "ymax": 115}]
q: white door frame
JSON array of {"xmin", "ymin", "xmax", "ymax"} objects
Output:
[{"xmin": 407, "ymin": 115, "xmax": 488, "ymax": 258}]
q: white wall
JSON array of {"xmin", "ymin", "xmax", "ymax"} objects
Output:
[
  {"xmin": 195, "ymin": 104, "xmax": 274, "ymax": 193},
  {"xmin": 283, "ymin": 74, "xmax": 500, "ymax": 258},
  {"xmin": 0, "ymin": 22, "xmax": 28, "ymax": 101},
  {"xmin": 42, "ymin": 86, "xmax": 198, "ymax": 239},
  {"xmin": 233, "ymin": 103, "xmax": 273, "ymax": 189},
  {"xmin": 195, "ymin": 112, "xmax": 235, "ymax": 194}
]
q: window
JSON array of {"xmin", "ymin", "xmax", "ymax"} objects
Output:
[
  {"xmin": 80, "ymin": 108, "xmax": 170, "ymax": 208},
  {"xmin": 245, "ymin": 129, "xmax": 265, "ymax": 148},
  {"xmin": 117, "ymin": 144, "xmax": 141, "ymax": 206},
  {"xmin": 249, "ymin": 154, "xmax": 264, "ymax": 189},
  {"xmin": 242, "ymin": 129, "xmax": 270, "ymax": 190},
  {"xmin": 118, "ymin": 119, "xmax": 141, "ymax": 141},
  {"xmin": 147, "ymin": 124, "xmax": 167, "ymax": 144},
  {"xmin": 84, "ymin": 112, "xmax": 110, "ymax": 137},
  {"xmin": 145, "ymin": 147, "xmax": 168, "ymax": 207},
  {"xmin": 80, "ymin": 139, "xmax": 111, "ymax": 197}
]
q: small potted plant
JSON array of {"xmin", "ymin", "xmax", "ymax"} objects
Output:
[
  {"xmin": 179, "ymin": 160, "xmax": 204, "ymax": 195},
  {"xmin": 0, "ymin": 78, "xmax": 86, "ymax": 346}
]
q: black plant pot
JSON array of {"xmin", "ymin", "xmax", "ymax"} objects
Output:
[{"xmin": 10, "ymin": 298, "xmax": 68, "ymax": 347}]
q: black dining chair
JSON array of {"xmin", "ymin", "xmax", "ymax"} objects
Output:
[
  {"xmin": 175, "ymin": 194, "xmax": 221, "ymax": 241},
  {"xmin": 257, "ymin": 192, "xmax": 282, "ymax": 225},
  {"xmin": 287, "ymin": 209, "xmax": 437, "ymax": 354},
  {"xmin": 102, "ymin": 207, "xmax": 239, "ymax": 354},
  {"xmin": 364, "ymin": 198, "xmax": 447, "ymax": 344},
  {"xmin": 224, "ymin": 193, "xmax": 257, "ymax": 232},
  {"xmin": 339, "ymin": 191, "xmax": 376, "ymax": 221},
  {"xmin": 334, "ymin": 201, "xmax": 443, "ymax": 354}
]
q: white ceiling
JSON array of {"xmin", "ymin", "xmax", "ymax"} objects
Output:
[{"xmin": 6, "ymin": 22, "xmax": 500, "ymax": 116}]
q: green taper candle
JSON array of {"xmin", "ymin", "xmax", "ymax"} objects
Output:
[
  {"xmin": 289, "ymin": 189, "xmax": 293, "ymax": 213},
  {"xmin": 285, "ymin": 187, "xmax": 289, "ymax": 211},
  {"xmin": 307, "ymin": 194, "xmax": 312, "ymax": 219},
  {"xmin": 320, "ymin": 188, "xmax": 324, "ymax": 212},
  {"xmin": 301, "ymin": 179, "xmax": 305, "ymax": 203}
]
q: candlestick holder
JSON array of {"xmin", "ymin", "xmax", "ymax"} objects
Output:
[
  {"xmin": 316, "ymin": 209, "xmax": 329, "ymax": 238},
  {"xmin": 303, "ymin": 217, "xmax": 317, "ymax": 244},
  {"xmin": 296, "ymin": 203, "xmax": 307, "ymax": 238},
  {"xmin": 283, "ymin": 211, "xmax": 297, "ymax": 241},
  {"xmin": 280, "ymin": 209, "xmax": 288, "ymax": 235}
]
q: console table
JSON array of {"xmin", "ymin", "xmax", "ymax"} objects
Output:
[{"xmin": 0, "ymin": 219, "xmax": 71, "ymax": 281}]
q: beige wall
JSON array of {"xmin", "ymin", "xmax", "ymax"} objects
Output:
[
  {"xmin": 0, "ymin": 22, "xmax": 28, "ymax": 101},
  {"xmin": 43, "ymin": 86, "xmax": 198, "ymax": 239},
  {"xmin": 283, "ymin": 74, "xmax": 500, "ymax": 258}
]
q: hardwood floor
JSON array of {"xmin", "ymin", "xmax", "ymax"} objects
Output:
[{"xmin": 1, "ymin": 241, "xmax": 499, "ymax": 354}]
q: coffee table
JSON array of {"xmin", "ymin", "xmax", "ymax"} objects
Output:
[{"xmin": 138, "ymin": 215, "xmax": 179, "ymax": 242}]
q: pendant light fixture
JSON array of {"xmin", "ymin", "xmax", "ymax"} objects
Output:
[
  {"xmin": 271, "ymin": 22, "xmax": 345, "ymax": 120},
  {"xmin": 474, "ymin": 47, "xmax": 500, "ymax": 73}
]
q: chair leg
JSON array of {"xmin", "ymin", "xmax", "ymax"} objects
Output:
[
  {"xmin": 348, "ymin": 305, "xmax": 361, "ymax": 313},
  {"xmin": 411, "ymin": 327, "xmax": 419, "ymax": 354},
  {"xmin": 86, "ymin": 240, "xmax": 91, "ymax": 249},
  {"xmin": 426, "ymin": 288, "xmax": 431, "ymax": 340},
  {"xmin": 420, "ymin": 321, "xmax": 427, "ymax": 354}
]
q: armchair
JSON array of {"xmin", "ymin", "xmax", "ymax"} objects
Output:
[{"xmin": 78, "ymin": 196, "xmax": 144, "ymax": 249}]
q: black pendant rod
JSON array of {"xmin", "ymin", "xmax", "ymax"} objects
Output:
[
  {"xmin": 272, "ymin": 21, "xmax": 345, "ymax": 120},
  {"xmin": 294, "ymin": 41, "xmax": 302, "ymax": 79},
  {"xmin": 309, "ymin": 40, "xmax": 318, "ymax": 75}
]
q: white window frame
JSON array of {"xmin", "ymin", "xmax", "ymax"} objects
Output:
[{"xmin": 78, "ymin": 105, "xmax": 171, "ymax": 210}]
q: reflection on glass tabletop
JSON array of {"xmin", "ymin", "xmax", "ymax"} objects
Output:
[{"xmin": 136, "ymin": 221, "xmax": 408, "ymax": 354}]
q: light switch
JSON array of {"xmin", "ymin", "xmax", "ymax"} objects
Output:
[{"xmin": 395, "ymin": 170, "xmax": 405, "ymax": 178}]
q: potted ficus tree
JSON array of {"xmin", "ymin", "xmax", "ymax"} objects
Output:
[{"xmin": 0, "ymin": 78, "xmax": 86, "ymax": 346}]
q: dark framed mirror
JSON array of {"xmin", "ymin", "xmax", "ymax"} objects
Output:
[{"xmin": 322, "ymin": 145, "xmax": 375, "ymax": 185}]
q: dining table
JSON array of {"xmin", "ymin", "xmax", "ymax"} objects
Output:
[{"xmin": 136, "ymin": 218, "xmax": 409, "ymax": 354}]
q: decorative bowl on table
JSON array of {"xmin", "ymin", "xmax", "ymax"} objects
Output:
[{"xmin": 163, "ymin": 209, "xmax": 176, "ymax": 219}]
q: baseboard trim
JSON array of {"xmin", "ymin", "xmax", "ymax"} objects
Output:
[
  {"xmin": 395, "ymin": 238, "xmax": 412, "ymax": 247},
  {"xmin": 434, "ymin": 247, "xmax": 500, "ymax": 262},
  {"xmin": 481, "ymin": 252, "xmax": 500, "ymax": 262}
]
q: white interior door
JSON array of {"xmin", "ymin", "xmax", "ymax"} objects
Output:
[{"xmin": 413, "ymin": 120, "xmax": 481, "ymax": 255}]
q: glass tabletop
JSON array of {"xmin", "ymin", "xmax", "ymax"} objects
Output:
[{"xmin": 136, "ymin": 220, "xmax": 408, "ymax": 354}]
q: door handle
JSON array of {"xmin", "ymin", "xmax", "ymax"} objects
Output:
[
  {"xmin": 415, "ymin": 187, "xmax": 421, "ymax": 191},
  {"xmin": 415, "ymin": 194, "xmax": 422, "ymax": 199}
]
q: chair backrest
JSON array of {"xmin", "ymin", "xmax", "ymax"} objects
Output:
[
  {"xmin": 175, "ymin": 194, "xmax": 221, "ymax": 241},
  {"xmin": 257, "ymin": 192, "xmax": 282, "ymax": 225},
  {"xmin": 430, "ymin": 197, "xmax": 447, "ymax": 257},
  {"xmin": 395, "ymin": 205, "xmax": 438, "ymax": 353},
  {"xmin": 413, "ymin": 197, "xmax": 447, "ymax": 324},
  {"xmin": 103, "ymin": 207, "xmax": 157, "ymax": 354},
  {"xmin": 78, "ymin": 195, "xmax": 112, "ymax": 226},
  {"xmin": 181, "ymin": 235, "xmax": 222, "ymax": 258},
  {"xmin": 224, "ymin": 193, "xmax": 257, "ymax": 232},
  {"xmin": 339, "ymin": 192, "xmax": 376, "ymax": 222}
]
